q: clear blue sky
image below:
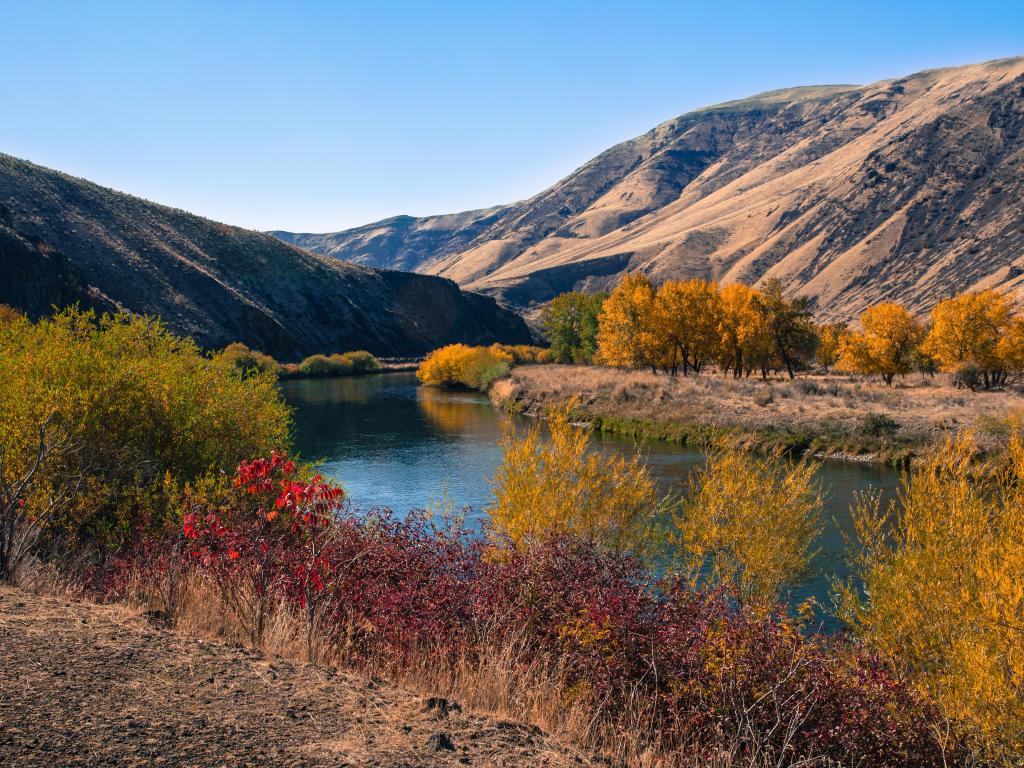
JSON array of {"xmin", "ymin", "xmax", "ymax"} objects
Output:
[{"xmin": 1, "ymin": 1, "xmax": 1020, "ymax": 232}]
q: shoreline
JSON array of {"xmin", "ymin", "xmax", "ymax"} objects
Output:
[
  {"xmin": 279, "ymin": 362, "xmax": 420, "ymax": 381},
  {"xmin": 489, "ymin": 364, "xmax": 1024, "ymax": 467}
]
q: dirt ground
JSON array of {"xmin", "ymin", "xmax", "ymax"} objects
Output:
[
  {"xmin": 0, "ymin": 585, "xmax": 593, "ymax": 768},
  {"xmin": 491, "ymin": 365, "xmax": 1024, "ymax": 460}
]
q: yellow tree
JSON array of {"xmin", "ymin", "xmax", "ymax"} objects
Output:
[
  {"xmin": 718, "ymin": 283, "xmax": 773, "ymax": 378},
  {"xmin": 596, "ymin": 273, "xmax": 661, "ymax": 371},
  {"xmin": 836, "ymin": 303, "xmax": 924, "ymax": 385},
  {"xmin": 923, "ymin": 290, "xmax": 1014, "ymax": 388},
  {"xmin": 816, "ymin": 322, "xmax": 846, "ymax": 372},
  {"xmin": 653, "ymin": 278, "xmax": 722, "ymax": 375},
  {"xmin": 997, "ymin": 315, "xmax": 1024, "ymax": 376}
]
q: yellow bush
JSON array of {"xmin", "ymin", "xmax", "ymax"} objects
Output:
[
  {"xmin": 492, "ymin": 344, "xmax": 551, "ymax": 365},
  {"xmin": 0, "ymin": 309, "xmax": 290, "ymax": 551},
  {"xmin": 0, "ymin": 304, "xmax": 24, "ymax": 324},
  {"xmin": 838, "ymin": 432, "xmax": 1024, "ymax": 759},
  {"xmin": 417, "ymin": 344, "xmax": 513, "ymax": 391},
  {"xmin": 673, "ymin": 439, "xmax": 822, "ymax": 605},
  {"xmin": 488, "ymin": 401, "xmax": 660, "ymax": 555}
]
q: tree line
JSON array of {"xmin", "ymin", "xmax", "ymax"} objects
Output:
[{"xmin": 542, "ymin": 274, "xmax": 1024, "ymax": 388}]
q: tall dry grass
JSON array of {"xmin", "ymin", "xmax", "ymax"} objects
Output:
[{"xmin": 79, "ymin": 562, "xmax": 856, "ymax": 768}]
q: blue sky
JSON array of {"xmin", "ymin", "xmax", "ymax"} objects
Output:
[{"xmin": 1, "ymin": 1, "xmax": 1020, "ymax": 232}]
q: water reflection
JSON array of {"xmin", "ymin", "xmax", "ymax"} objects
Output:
[{"xmin": 282, "ymin": 371, "xmax": 901, "ymax": 627}]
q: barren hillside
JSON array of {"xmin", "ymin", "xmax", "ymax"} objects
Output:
[
  {"xmin": 281, "ymin": 58, "xmax": 1024, "ymax": 320},
  {"xmin": 0, "ymin": 154, "xmax": 532, "ymax": 359}
]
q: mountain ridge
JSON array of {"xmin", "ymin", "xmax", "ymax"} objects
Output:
[
  {"xmin": 0, "ymin": 153, "xmax": 532, "ymax": 359},
  {"xmin": 277, "ymin": 57, "xmax": 1024, "ymax": 322}
]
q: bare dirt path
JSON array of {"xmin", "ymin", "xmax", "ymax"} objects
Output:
[{"xmin": 0, "ymin": 586, "xmax": 590, "ymax": 767}]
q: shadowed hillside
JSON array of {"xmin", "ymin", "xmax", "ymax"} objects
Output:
[
  {"xmin": 280, "ymin": 58, "xmax": 1024, "ymax": 320},
  {"xmin": 0, "ymin": 154, "xmax": 531, "ymax": 359}
]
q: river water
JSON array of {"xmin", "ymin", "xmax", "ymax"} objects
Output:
[{"xmin": 283, "ymin": 371, "xmax": 901, "ymax": 624}]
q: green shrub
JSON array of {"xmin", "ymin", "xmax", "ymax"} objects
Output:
[
  {"xmin": 298, "ymin": 354, "xmax": 341, "ymax": 376},
  {"xmin": 218, "ymin": 342, "xmax": 281, "ymax": 376},
  {"xmin": 0, "ymin": 309, "xmax": 291, "ymax": 553},
  {"xmin": 338, "ymin": 350, "xmax": 381, "ymax": 373},
  {"xmin": 297, "ymin": 351, "xmax": 380, "ymax": 377}
]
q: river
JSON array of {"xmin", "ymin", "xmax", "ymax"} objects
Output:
[{"xmin": 283, "ymin": 371, "xmax": 901, "ymax": 625}]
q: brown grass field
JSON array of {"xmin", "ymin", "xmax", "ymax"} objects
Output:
[{"xmin": 491, "ymin": 364, "xmax": 1024, "ymax": 463}]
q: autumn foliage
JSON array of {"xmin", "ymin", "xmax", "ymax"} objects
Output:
[
  {"xmin": 488, "ymin": 401, "xmax": 660, "ymax": 556},
  {"xmin": 0, "ymin": 309, "xmax": 290, "ymax": 559},
  {"xmin": 103, "ymin": 448, "xmax": 946, "ymax": 767},
  {"xmin": 674, "ymin": 439, "xmax": 822, "ymax": 605},
  {"xmin": 417, "ymin": 343, "xmax": 551, "ymax": 391},
  {"xmin": 592, "ymin": 274, "xmax": 1024, "ymax": 390},
  {"xmin": 839, "ymin": 432, "xmax": 1024, "ymax": 760},
  {"xmin": 595, "ymin": 275, "xmax": 817, "ymax": 379},
  {"xmin": 836, "ymin": 303, "xmax": 926, "ymax": 385}
]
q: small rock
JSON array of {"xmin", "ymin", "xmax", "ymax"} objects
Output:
[
  {"xmin": 424, "ymin": 697, "xmax": 461, "ymax": 717},
  {"xmin": 426, "ymin": 732, "xmax": 456, "ymax": 752}
]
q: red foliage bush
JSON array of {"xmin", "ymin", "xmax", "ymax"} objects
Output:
[{"xmin": 105, "ymin": 452, "xmax": 951, "ymax": 766}]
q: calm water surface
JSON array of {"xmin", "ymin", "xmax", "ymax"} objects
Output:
[{"xmin": 283, "ymin": 371, "xmax": 901, "ymax": 623}]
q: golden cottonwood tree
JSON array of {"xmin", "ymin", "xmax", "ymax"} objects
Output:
[
  {"xmin": 717, "ymin": 283, "xmax": 773, "ymax": 378},
  {"xmin": 816, "ymin": 322, "xmax": 846, "ymax": 372},
  {"xmin": 923, "ymin": 290, "xmax": 1014, "ymax": 388},
  {"xmin": 997, "ymin": 315, "xmax": 1024, "ymax": 375},
  {"xmin": 595, "ymin": 273, "xmax": 661, "ymax": 371},
  {"xmin": 838, "ymin": 433, "xmax": 1024, "ymax": 759},
  {"xmin": 836, "ymin": 303, "xmax": 924, "ymax": 385},
  {"xmin": 653, "ymin": 278, "xmax": 722, "ymax": 375}
]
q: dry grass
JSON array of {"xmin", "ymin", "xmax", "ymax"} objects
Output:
[
  {"xmin": 28, "ymin": 562, "xmax": 847, "ymax": 768},
  {"xmin": 492, "ymin": 365, "xmax": 1024, "ymax": 460}
]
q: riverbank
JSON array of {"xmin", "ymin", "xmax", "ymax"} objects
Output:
[
  {"xmin": 0, "ymin": 585, "xmax": 590, "ymax": 767},
  {"xmin": 279, "ymin": 360, "xmax": 420, "ymax": 380},
  {"xmin": 490, "ymin": 365, "xmax": 1024, "ymax": 465}
]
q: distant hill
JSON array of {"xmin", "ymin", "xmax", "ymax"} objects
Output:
[
  {"xmin": 271, "ymin": 205, "xmax": 509, "ymax": 272},
  {"xmin": 278, "ymin": 57, "xmax": 1024, "ymax": 321},
  {"xmin": 0, "ymin": 154, "xmax": 531, "ymax": 360}
]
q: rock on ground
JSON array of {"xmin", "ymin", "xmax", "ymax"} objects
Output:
[{"xmin": 0, "ymin": 585, "xmax": 591, "ymax": 767}]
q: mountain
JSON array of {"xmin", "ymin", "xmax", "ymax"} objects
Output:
[
  {"xmin": 278, "ymin": 57, "xmax": 1024, "ymax": 321},
  {"xmin": 270, "ymin": 205, "xmax": 509, "ymax": 272},
  {"xmin": 0, "ymin": 153, "xmax": 532, "ymax": 360}
]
